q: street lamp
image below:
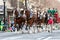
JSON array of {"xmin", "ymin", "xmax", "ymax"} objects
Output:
[{"xmin": 3, "ymin": 0, "xmax": 6, "ymax": 25}]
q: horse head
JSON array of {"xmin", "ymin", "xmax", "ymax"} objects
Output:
[
  {"xmin": 25, "ymin": 10, "xmax": 30, "ymax": 19},
  {"xmin": 20, "ymin": 10, "xmax": 24, "ymax": 15},
  {"xmin": 14, "ymin": 9, "xmax": 19, "ymax": 17}
]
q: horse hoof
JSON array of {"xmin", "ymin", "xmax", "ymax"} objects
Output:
[{"xmin": 48, "ymin": 30, "xmax": 50, "ymax": 32}]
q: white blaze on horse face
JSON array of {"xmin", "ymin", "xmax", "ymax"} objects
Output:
[
  {"xmin": 13, "ymin": 10, "xmax": 15, "ymax": 17},
  {"xmin": 30, "ymin": 11, "xmax": 33, "ymax": 18},
  {"xmin": 41, "ymin": 12, "xmax": 43, "ymax": 16},
  {"xmin": 20, "ymin": 8, "xmax": 23, "ymax": 11},
  {"xmin": 39, "ymin": 13, "xmax": 43, "ymax": 19},
  {"xmin": 48, "ymin": 14, "xmax": 50, "ymax": 20},
  {"xmin": 38, "ymin": 14, "xmax": 40, "ymax": 17},
  {"xmin": 43, "ymin": 14, "xmax": 45, "ymax": 18},
  {"xmin": 23, "ymin": 13, "xmax": 26, "ymax": 18},
  {"xmin": 18, "ymin": 12, "xmax": 21, "ymax": 17},
  {"xmin": 38, "ymin": 12, "xmax": 40, "ymax": 17},
  {"xmin": 24, "ymin": 10, "xmax": 25, "ymax": 13}
]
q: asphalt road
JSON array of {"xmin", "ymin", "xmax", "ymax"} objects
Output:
[{"xmin": 0, "ymin": 30, "xmax": 60, "ymax": 40}]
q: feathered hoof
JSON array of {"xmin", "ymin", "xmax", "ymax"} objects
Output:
[{"xmin": 29, "ymin": 30, "xmax": 33, "ymax": 34}]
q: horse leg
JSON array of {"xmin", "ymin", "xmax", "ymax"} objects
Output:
[
  {"xmin": 15, "ymin": 24, "xmax": 19, "ymax": 31},
  {"xmin": 19, "ymin": 24, "xmax": 23, "ymax": 30},
  {"xmin": 25, "ymin": 25, "xmax": 28, "ymax": 30},
  {"xmin": 45, "ymin": 24, "xmax": 48, "ymax": 31},
  {"xmin": 16, "ymin": 24, "xmax": 21, "ymax": 31},
  {"xmin": 34, "ymin": 25, "xmax": 38, "ymax": 33},
  {"xmin": 17, "ymin": 26, "xmax": 20, "ymax": 31},
  {"xmin": 29, "ymin": 25, "xmax": 30, "ymax": 30}
]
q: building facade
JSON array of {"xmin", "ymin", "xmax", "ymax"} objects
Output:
[{"xmin": 0, "ymin": 0, "xmax": 4, "ymax": 21}]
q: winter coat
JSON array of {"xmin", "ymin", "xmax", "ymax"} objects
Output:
[{"xmin": 48, "ymin": 18, "xmax": 54, "ymax": 24}]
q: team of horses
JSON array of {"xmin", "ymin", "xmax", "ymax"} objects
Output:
[{"xmin": 13, "ymin": 8, "xmax": 54, "ymax": 33}]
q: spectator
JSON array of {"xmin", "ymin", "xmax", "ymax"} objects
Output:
[
  {"xmin": 54, "ymin": 11, "xmax": 59, "ymax": 23},
  {"xmin": 47, "ymin": 8, "xmax": 51, "ymax": 14},
  {"xmin": 48, "ymin": 17, "xmax": 54, "ymax": 32},
  {"xmin": 51, "ymin": 8, "xmax": 56, "ymax": 16},
  {"xmin": 12, "ymin": 24, "xmax": 15, "ymax": 32},
  {"xmin": 8, "ymin": 27, "xmax": 12, "ymax": 32},
  {"xmin": 48, "ymin": 17, "xmax": 54, "ymax": 24},
  {"xmin": 54, "ymin": 11, "xmax": 58, "ymax": 19}
]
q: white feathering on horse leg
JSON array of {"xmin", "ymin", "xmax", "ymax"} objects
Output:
[
  {"xmin": 14, "ymin": 28, "xmax": 21, "ymax": 34},
  {"xmin": 29, "ymin": 27, "xmax": 33, "ymax": 34},
  {"xmin": 43, "ymin": 25, "xmax": 46, "ymax": 31},
  {"xmin": 33, "ymin": 26, "xmax": 38, "ymax": 33},
  {"xmin": 38, "ymin": 28, "xmax": 41, "ymax": 32},
  {"xmin": 45, "ymin": 25, "xmax": 48, "ymax": 31},
  {"xmin": 17, "ymin": 29, "xmax": 22, "ymax": 34},
  {"xmin": 15, "ymin": 28, "xmax": 17, "ymax": 32}
]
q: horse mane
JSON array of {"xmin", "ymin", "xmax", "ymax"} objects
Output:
[{"xmin": 14, "ymin": 9, "xmax": 19, "ymax": 17}]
